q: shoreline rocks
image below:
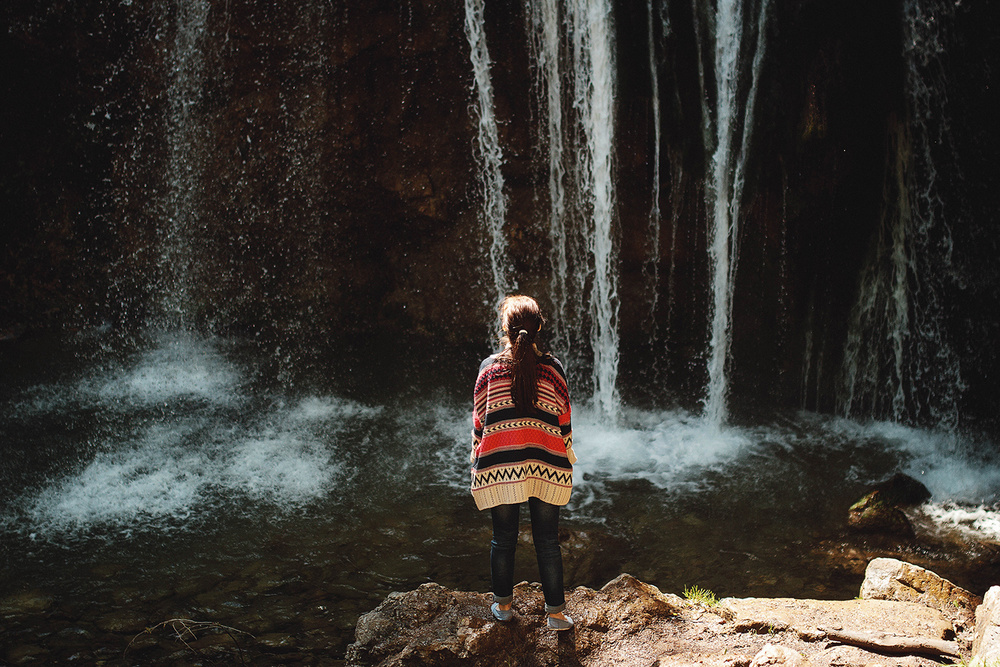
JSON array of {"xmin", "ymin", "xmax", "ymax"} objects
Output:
[
  {"xmin": 860, "ymin": 557, "xmax": 981, "ymax": 635},
  {"xmin": 346, "ymin": 559, "xmax": 996, "ymax": 667}
]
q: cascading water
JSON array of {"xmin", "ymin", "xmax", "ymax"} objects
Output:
[
  {"xmin": 696, "ymin": 0, "xmax": 771, "ymax": 428},
  {"xmin": 522, "ymin": 0, "xmax": 620, "ymax": 417},
  {"xmin": 464, "ymin": 0, "xmax": 514, "ymax": 307},
  {"xmin": 159, "ymin": 0, "xmax": 210, "ymax": 328},
  {"xmin": 525, "ymin": 0, "xmax": 571, "ymax": 354},
  {"xmin": 838, "ymin": 0, "xmax": 964, "ymax": 430},
  {"xmin": 570, "ymin": 0, "xmax": 619, "ymax": 418},
  {"xmin": 644, "ymin": 0, "xmax": 665, "ymax": 341}
]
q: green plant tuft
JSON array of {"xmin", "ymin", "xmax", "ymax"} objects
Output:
[{"xmin": 682, "ymin": 584, "xmax": 719, "ymax": 606}]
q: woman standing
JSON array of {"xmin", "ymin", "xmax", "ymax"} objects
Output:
[{"xmin": 470, "ymin": 295, "xmax": 576, "ymax": 630}]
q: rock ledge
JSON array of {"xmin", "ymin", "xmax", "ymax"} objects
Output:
[{"xmin": 347, "ymin": 560, "xmax": 996, "ymax": 667}]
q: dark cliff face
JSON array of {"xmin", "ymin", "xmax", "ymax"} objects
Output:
[{"xmin": 2, "ymin": 0, "xmax": 998, "ymax": 428}]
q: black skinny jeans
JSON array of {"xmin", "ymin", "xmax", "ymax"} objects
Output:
[{"xmin": 490, "ymin": 497, "xmax": 566, "ymax": 613}]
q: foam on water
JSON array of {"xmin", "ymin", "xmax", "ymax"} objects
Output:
[
  {"xmin": 573, "ymin": 406, "xmax": 749, "ymax": 489},
  {"xmin": 814, "ymin": 417, "xmax": 1000, "ymax": 504},
  {"xmin": 287, "ymin": 395, "xmax": 382, "ymax": 423},
  {"xmin": 10, "ymin": 332, "xmax": 240, "ymax": 416},
  {"xmin": 427, "ymin": 395, "xmax": 1000, "ymax": 531},
  {"xmin": 7, "ymin": 392, "xmax": 382, "ymax": 536},
  {"xmin": 5, "ymin": 331, "xmax": 998, "ymax": 545},
  {"xmin": 1, "ymin": 333, "xmax": 384, "ymax": 538},
  {"xmin": 922, "ymin": 503, "xmax": 1000, "ymax": 542},
  {"xmin": 95, "ymin": 334, "xmax": 240, "ymax": 406},
  {"xmin": 221, "ymin": 432, "xmax": 338, "ymax": 505},
  {"xmin": 22, "ymin": 422, "xmax": 208, "ymax": 531}
]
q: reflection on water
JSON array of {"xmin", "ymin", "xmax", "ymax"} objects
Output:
[{"xmin": 1, "ymin": 330, "xmax": 998, "ymax": 662}]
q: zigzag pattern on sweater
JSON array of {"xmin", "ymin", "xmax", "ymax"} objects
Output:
[
  {"xmin": 473, "ymin": 462, "xmax": 572, "ymax": 488},
  {"xmin": 483, "ymin": 419, "xmax": 563, "ymax": 439}
]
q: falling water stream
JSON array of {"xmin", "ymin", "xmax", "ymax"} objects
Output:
[
  {"xmin": 526, "ymin": 0, "xmax": 571, "ymax": 355},
  {"xmin": 839, "ymin": 0, "xmax": 964, "ymax": 431},
  {"xmin": 465, "ymin": 0, "xmax": 513, "ymax": 305},
  {"xmin": 698, "ymin": 0, "xmax": 770, "ymax": 428},
  {"xmin": 645, "ymin": 0, "xmax": 664, "ymax": 342},
  {"xmin": 159, "ymin": 0, "xmax": 210, "ymax": 328},
  {"xmin": 524, "ymin": 0, "xmax": 620, "ymax": 417}
]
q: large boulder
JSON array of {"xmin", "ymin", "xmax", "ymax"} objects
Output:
[
  {"xmin": 847, "ymin": 474, "xmax": 932, "ymax": 537},
  {"xmin": 720, "ymin": 596, "xmax": 954, "ymax": 643},
  {"xmin": 345, "ymin": 574, "xmax": 688, "ymax": 667},
  {"xmin": 972, "ymin": 586, "xmax": 1000, "ymax": 667},
  {"xmin": 860, "ymin": 557, "xmax": 981, "ymax": 637}
]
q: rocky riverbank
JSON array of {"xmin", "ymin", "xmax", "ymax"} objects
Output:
[{"xmin": 346, "ymin": 558, "xmax": 998, "ymax": 667}]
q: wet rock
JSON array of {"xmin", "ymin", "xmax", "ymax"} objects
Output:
[
  {"xmin": 0, "ymin": 591, "xmax": 54, "ymax": 619},
  {"xmin": 5, "ymin": 644, "xmax": 48, "ymax": 665},
  {"xmin": 870, "ymin": 474, "xmax": 932, "ymax": 506},
  {"xmin": 847, "ymin": 474, "xmax": 932, "ymax": 537},
  {"xmin": 971, "ymin": 586, "xmax": 1000, "ymax": 667},
  {"xmin": 848, "ymin": 492, "xmax": 915, "ymax": 536},
  {"xmin": 860, "ymin": 557, "xmax": 980, "ymax": 636},
  {"xmin": 95, "ymin": 609, "xmax": 149, "ymax": 634}
]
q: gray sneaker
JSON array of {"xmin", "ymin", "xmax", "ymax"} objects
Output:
[
  {"xmin": 491, "ymin": 603, "xmax": 513, "ymax": 622},
  {"xmin": 547, "ymin": 614, "xmax": 573, "ymax": 631}
]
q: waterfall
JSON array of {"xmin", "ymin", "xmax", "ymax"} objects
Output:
[
  {"xmin": 699, "ymin": 0, "xmax": 771, "ymax": 428},
  {"xmin": 569, "ymin": 0, "xmax": 619, "ymax": 418},
  {"xmin": 159, "ymin": 0, "xmax": 210, "ymax": 328},
  {"xmin": 666, "ymin": 150, "xmax": 683, "ymax": 350},
  {"xmin": 464, "ymin": 0, "xmax": 514, "ymax": 306},
  {"xmin": 839, "ymin": 0, "xmax": 963, "ymax": 429},
  {"xmin": 526, "ymin": 0, "xmax": 570, "ymax": 352},
  {"xmin": 645, "ymin": 0, "xmax": 664, "ymax": 336},
  {"xmin": 526, "ymin": 0, "xmax": 619, "ymax": 418}
]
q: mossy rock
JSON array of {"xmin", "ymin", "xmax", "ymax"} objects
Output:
[{"xmin": 847, "ymin": 473, "xmax": 930, "ymax": 537}]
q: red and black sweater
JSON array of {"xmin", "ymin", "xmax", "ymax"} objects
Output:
[{"xmin": 470, "ymin": 353, "xmax": 575, "ymax": 510}]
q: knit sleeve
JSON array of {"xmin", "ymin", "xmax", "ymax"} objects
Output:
[
  {"xmin": 560, "ymin": 395, "xmax": 575, "ymax": 464},
  {"xmin": 471, "ymin": 407, "xmax": 483, "ymax": 463},
  {"xmin": 471, "ymin": 361, "xmax": 490, "ymax": 462},
  {"xmin": 548, "ymin": 357, "xmax": 575, "ymax": 464}
]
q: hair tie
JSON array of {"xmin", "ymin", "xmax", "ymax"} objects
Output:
[{"xmin": 518, "ymin": 329, "xmax": 528, "ymax": 338}]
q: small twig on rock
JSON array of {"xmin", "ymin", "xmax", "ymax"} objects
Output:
[{"xmin": 816, "ymin": 626, "xmax": 960, "ymax": 659}]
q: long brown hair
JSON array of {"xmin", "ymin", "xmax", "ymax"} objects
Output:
[{"xmin": 497, "ymin": 295, "xmax": 545, "ymax": 415}]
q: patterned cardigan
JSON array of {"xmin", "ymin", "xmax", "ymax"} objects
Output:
[{"xmin": 470, "ymin": 353, "xmax": 575, "ymax": 510}]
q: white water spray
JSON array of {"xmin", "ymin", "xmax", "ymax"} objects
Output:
[
  {"xmin": 159, "ymin": 0, "xmax": 210, "ymax": 327},
  {"xmin": 464, "ymin": 0, "xmax": 514, "ymax": 305},
  {"xmin": 839, "ymin": 0, "xmax": 963, "ymax": 429}
]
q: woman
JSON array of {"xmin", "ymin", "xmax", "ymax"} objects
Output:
[{"xmin": 470, "ymin": 295, "xmax": 576, "ymax": 630}]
